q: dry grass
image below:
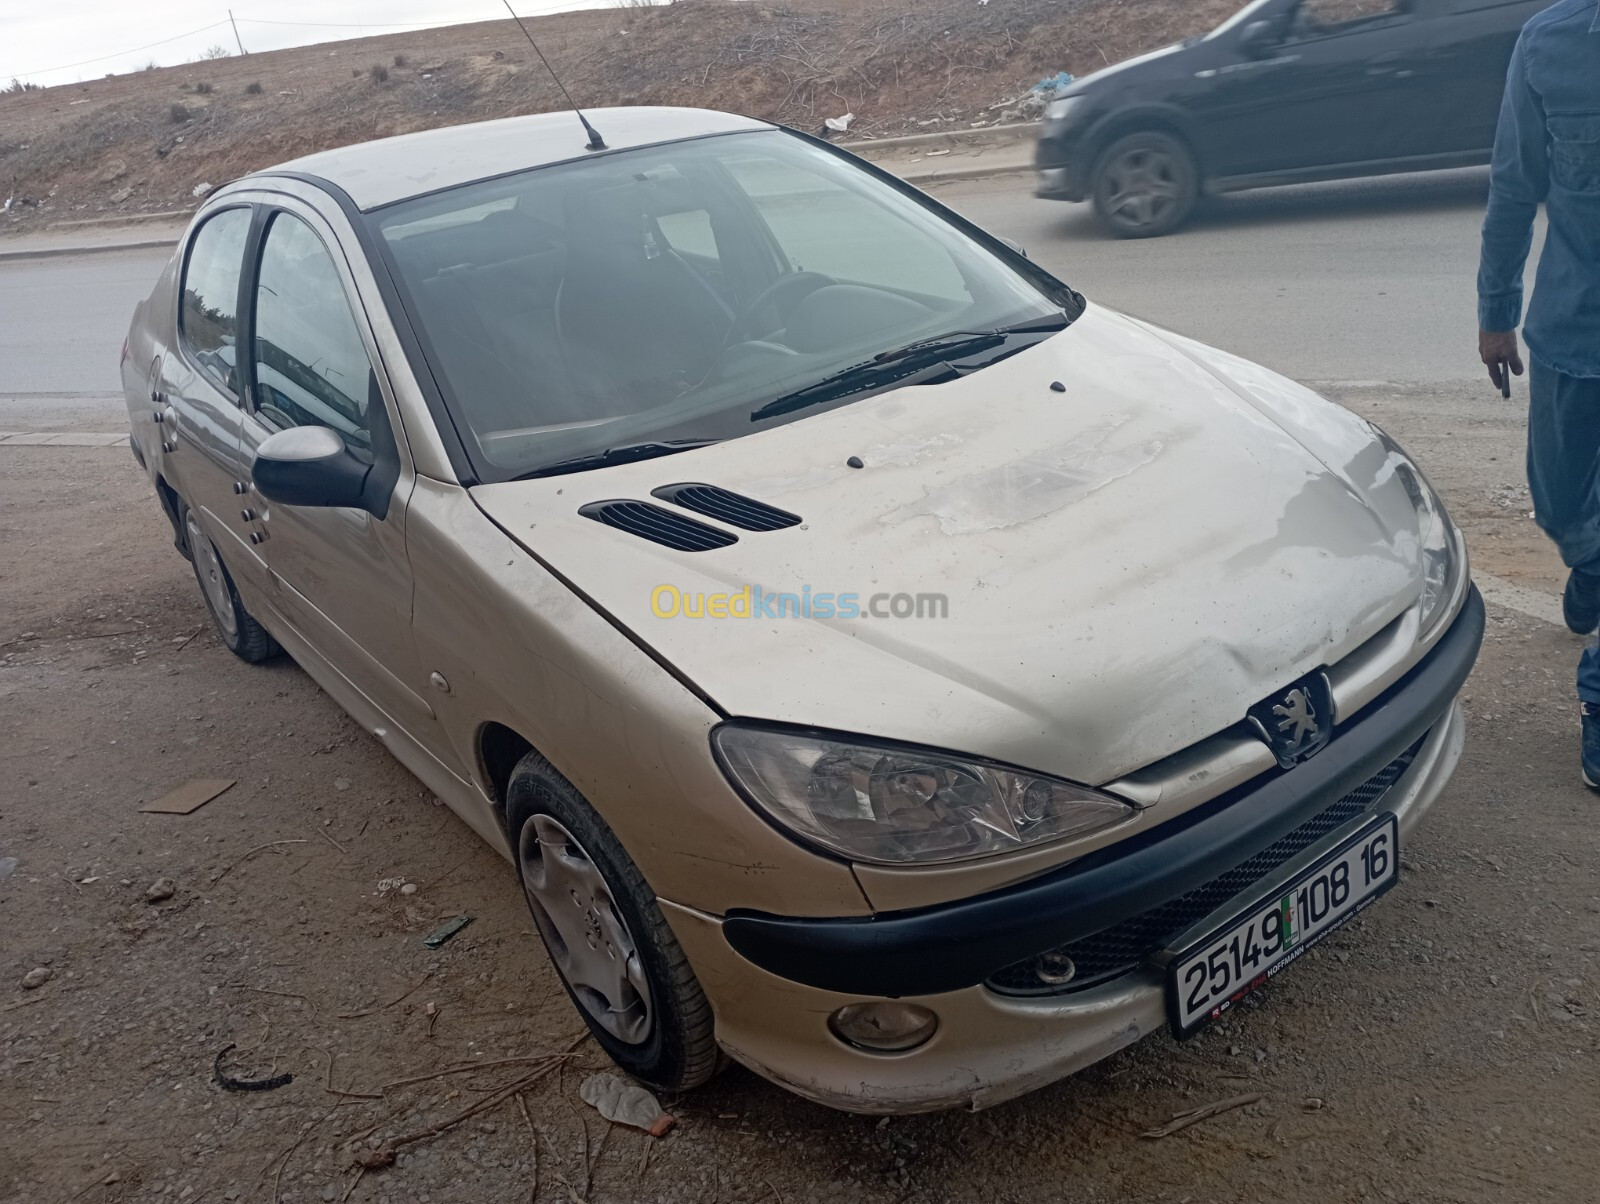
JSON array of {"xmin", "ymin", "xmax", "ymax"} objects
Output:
[{"xmin": 0, "ymin": 0, "xmax": 1235, "ymax": 228}]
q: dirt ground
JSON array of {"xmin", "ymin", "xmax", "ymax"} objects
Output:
[
  {"xmin": 0, "ymin": 0, "xmax": 1238, "ymax": 233},
  {"xmin": 3, "ymin": 382, "xmax": 1599, "ymax": 1204}
]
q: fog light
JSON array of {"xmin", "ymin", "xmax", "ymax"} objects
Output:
[{"xmin": 829, "ymin": 1003, "xmax": 939, "ymax": 1053}]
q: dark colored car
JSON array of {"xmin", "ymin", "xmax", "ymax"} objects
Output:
[{"xmin": 1036, "ymin": 0, "xmax": 1552, "ymax": 237}]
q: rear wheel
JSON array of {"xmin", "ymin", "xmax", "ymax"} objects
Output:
[
  {"xmin": 1091, "ymin": 131, "xmax": 1199, "ymax": 239},
  {"xmin": 508, "ymin": 751, "xmax": 719, "ymax": 1092},
  {"xmin": 180, "ymin": 502, "xmax": 278, "ymax": 663}
]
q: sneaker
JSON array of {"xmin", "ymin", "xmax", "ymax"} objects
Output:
[
  {"xmin": 1564, "ymin": 568, "xmax": 1600, "ymax": 634},
  {"xmin": 1583, "ymin": 703, "xmax": 1600, "ymax": 790}
]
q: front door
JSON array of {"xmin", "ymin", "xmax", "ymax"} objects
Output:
[
  {"xmin": 235, "ymin": 202, "xmax": 439, "ymax": 744},
  {"xmin": 1424, "ymin": 0, "xmax": 1555, "ymax": 156},
  {"xmin": 1194, "ymin": 0, "xmax": 1425, "ymax": 179}
]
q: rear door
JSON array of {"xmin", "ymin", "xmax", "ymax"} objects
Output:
[
  {"xmin": 1194, "ymin": 0, "xmax": 1426, "ymax": 178},
  {"xmin": 162, "ymin": 205, "xmax": 271, "ymax": 599},
  {"xmin": 235, "ymin": 199, "xmax": 442, "ymax": 747}
]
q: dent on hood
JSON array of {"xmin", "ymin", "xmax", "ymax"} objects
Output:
[
  {"xmin": 879, "ymin": 416, "xmax": 1164, "ymax": 536},
  {"xmin": 1141, "ymin": 324, "xmax": 1431, "ymax": 552}
]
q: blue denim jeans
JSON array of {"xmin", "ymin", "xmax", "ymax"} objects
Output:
[{"xmin": 1527, "ymin": 357, "xmax": 1600, "ymax": 703}]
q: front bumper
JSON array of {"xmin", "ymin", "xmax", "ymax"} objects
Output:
[
  {"xmin": 1034, "ymin": 129, "xmax": 1090, "ymax": 202},
  {"xmin": 664, "ymin": 589, "xmax": 1483, "ymax": 1113}
]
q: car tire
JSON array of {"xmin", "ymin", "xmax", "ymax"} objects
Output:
[
  {"xmin": 506, "ymin": 750, "xmax": 720, "ymax": 1093},
  {"xmin": 179, "ymin": 501, "xmax": 279, "ymax": 663},
  {"xmin": 1091, "ymin": 130, "xmax": 1199, "ymax": 239}
]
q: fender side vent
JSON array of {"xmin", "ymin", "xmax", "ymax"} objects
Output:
[
  {"xmin": 579, "ymin": 500, "xmax": 738, "ymax": 552},
  {"xmin": 652, "ymin": 483, "xmax": 801, "ymax": 532}
]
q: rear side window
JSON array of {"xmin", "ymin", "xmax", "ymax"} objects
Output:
[
  {"xmin": 179, "ymin": 207, "xmax": 252, "ymax": 395},
  {"xmin": 658, "ymin": 208, "xmax": 720, "ymax": 262},
  {"xmin": 251, "ymin": 212, "xmax": 374, "ymax": 450}
]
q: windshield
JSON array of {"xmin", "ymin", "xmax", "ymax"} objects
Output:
[{"xmin": 372, "ymin": 129, "xmax": 1072, "ymax": 481}]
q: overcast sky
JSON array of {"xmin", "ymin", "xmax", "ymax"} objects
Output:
[{"xmin": 3, "ymin": 1, "xmax": 633, "ymax": 88}]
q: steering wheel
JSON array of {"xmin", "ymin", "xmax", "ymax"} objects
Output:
[{"xmin": 725, "ymin": 271, "xmax": 836, "ymax": 347}]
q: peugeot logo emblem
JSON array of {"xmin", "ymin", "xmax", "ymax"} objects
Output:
[
  {"xmin": 1247, "ymin": 673, "xmax": 1334, "ymax": 768},
  {"xmin": 1273, "ymin": 688, "xmax": 1319, "ymax": 746}
]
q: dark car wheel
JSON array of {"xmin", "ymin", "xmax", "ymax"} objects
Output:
[
  {"xmin": 1091, "ymin": 131, "xmax": 1199, "ymax": 239},
  {"xmin": 507, "ymin": 750, "xmax": 720, "ymax": 1092},
  {"xmin": 180, "ymin": 502, "xmax": 279, "ymax": 663}
]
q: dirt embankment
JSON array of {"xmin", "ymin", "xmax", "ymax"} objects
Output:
[{"xmin": 0, "ymin": 0, "xmax": 1236, "ymax": 234}]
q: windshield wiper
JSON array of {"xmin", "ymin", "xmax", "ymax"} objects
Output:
[
  {"xmin": 518, "ymin": 438, "xmax": 720, "ymax": 480},
  {"xmin": 751, "ymin": 313, "xmax": 1071, "ymax": 423},
  {"xmin": 751, "ymin": 359, "xmax": 961, "ymax": 423},
  {"xmin": 872, "ymin": 331, "xmax": 1007, "ymax": 366},
  {"xmin": 872, "ymin": 315, "xmax": 1070, "ymax": 367}
]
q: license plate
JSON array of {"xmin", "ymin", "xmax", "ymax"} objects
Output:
[{"xmin": 1167, "ymin": 813, "xmax": 1398, "ymax": 1037}]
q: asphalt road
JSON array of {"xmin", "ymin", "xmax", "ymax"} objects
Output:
[
  {"xmin": 935, "ymin": 166, "xmax": 1543, "ymax": 389},
  {"xmin": 0, "ymin": 247, "xmax": 169, "ymax": 396},
  {"xmin": 0, "ymin": 166, "xmax": 1545, "ymax": 414}
]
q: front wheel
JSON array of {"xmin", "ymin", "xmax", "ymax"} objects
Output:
[
  {"xmin": 507, "ymin": 751, "xmax": 720, "ymax": 1092},
  {"xmin": 1091, "ymin": 131, "xmax": 1199, "ymax": 239}
]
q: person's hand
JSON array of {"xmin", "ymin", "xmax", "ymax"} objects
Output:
[{"xmin": 1480, "ymin": 329, "xmax": 1525, "ymax": 394}]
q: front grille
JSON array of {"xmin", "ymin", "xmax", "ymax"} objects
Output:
[{"xmin": 985, "ymin": 737, "xmax": 1425, "ymax": 997}]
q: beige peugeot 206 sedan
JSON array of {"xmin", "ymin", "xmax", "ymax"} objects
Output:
[{"xmin": 122, "ymin": 106, "xmax": 1482, "ymax": 1114}]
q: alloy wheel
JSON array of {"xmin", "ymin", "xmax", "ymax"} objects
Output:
[{"xmin": 1102, "ymin": 147, "xmax": 1185, "ymax": 231}]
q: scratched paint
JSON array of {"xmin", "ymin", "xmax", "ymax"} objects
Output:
[
  {"xmin": 862, "ymin": 432, "xmax": 964, "ymax": 468},
  {"xmin": 880, "ymin": 417, "xmax": 1164, "ymax": 535}
]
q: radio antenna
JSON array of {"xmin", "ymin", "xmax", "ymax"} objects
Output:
[{"xmin": 500, "ymin": 0, "xmax": 606, "ymax": 151}]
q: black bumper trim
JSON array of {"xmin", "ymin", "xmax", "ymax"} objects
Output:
[{"xmin": 722, "ymin": 587, "xmax": 1484, "ymax": 998}]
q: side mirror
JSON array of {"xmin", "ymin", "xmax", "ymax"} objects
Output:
[
  {"xmin": 252, "ymin": 425, "xmax": 371, "ymax": 510},
  {"xmin": 999, "ymin": 236, "xmax": 1030, "ymax": 260},
  {"xmin": 1239, "ymin": 19, "xmax": 1282, "ymax": 58}
]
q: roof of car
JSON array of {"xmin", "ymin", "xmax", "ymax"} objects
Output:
[{"xmin": 263, "ymin": 106, "xmax": 775, "ymax": 211}]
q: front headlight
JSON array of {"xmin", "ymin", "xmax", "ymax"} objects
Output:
[
  {"xmin": 712, "ymin": 725, "xmax": 1135, "ymax": 866},
  {"xmin": 1378, "ymin": 431, "xmax": 1464, "ymax": 640}
]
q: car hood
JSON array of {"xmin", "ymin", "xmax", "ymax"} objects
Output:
[{"xmin": 471, "ymin": 305, "xmax": 1429, "ymax": 786}]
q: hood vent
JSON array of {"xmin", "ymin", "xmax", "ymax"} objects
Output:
[
  {"xmin": 652, "ymin": 483, "xmax": 802, "ymax": 532},
  {"xmin": 579, "ymin": 500, "xmax": 738, "ymax": 552}
]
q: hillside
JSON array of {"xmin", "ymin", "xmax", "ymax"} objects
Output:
[{"xmin": 0, "ymin": 0, "xmax": 1237, "ymax": 233}]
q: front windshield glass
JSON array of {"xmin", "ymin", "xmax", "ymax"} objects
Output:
[{"xmin": 373, "ymin": 129, "xmax": 1069, "ymax": 480}]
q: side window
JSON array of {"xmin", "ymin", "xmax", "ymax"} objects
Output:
[
  {"xmin": 1290, "ymin": 0, "xmax": 1409, "ymax": 36},
  {"xmin": 723, "ymin": 153, "xmax": 971, "ymax": 303},
  {"xmin": 251, "ymin": 213, "xmax": 374, "ymax": 451},
  {"xmin": 179, "ymin": 208, "xmax": 252, "ymax": 395}
]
